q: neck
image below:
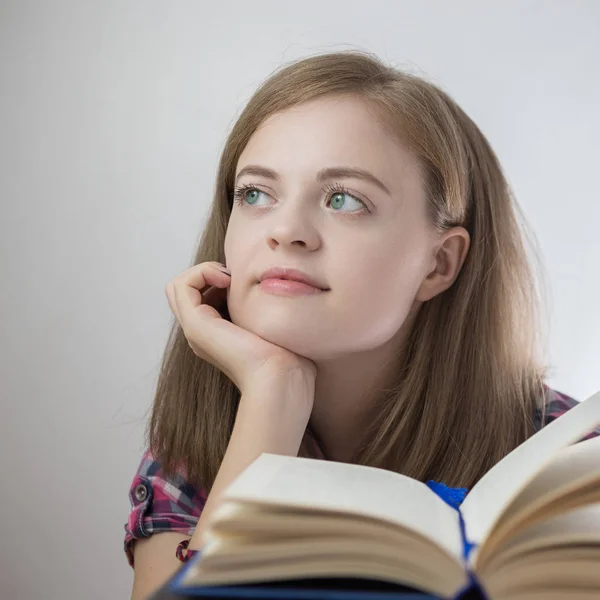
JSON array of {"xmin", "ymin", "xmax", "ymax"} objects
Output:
[{"xmin": 308, "ymin": 326, "xmax": 412, "ymax": 463}]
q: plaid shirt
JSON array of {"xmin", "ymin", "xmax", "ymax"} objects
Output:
[{"xmin": 123, "ymin": 385, "xmax": 599, "ymax": 568}]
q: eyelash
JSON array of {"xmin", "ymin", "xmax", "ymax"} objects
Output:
[{"xmin": 232, "ymin": 182, "xmax": 370, "ymax": 214}]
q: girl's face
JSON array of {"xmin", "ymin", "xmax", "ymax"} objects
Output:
[{"xmin": 224, "ymin": 94, "xmax": 438, "ymax": 361}]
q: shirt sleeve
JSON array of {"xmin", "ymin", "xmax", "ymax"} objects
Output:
[{"xmin": 124, "ymin": 449, "xmax": 208, "ymax": 568}]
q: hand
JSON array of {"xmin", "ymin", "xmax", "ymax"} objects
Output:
[{"xmin": 165, "ymin": 261, "xmax": 318, "ymax": 394}]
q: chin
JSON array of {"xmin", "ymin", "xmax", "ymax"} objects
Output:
[{"xmin": 242, "ymin": 317, "xmax": 319, "ymax": 357}]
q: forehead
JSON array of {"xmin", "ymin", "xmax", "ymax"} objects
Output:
[{"xmin": 236, "ymin": 95, "xmax": 419, "ymax": 187}]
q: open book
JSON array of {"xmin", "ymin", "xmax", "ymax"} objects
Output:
[{"xmin": 175, "ymin": 390, "xmax": 600, "ymax": 600}]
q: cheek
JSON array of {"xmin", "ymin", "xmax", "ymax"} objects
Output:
[
  {"xmin": 223, "ymin": 225, "xmax": 246, "ymax": 316},
  {"xmin": 223, "ymin": 225, "xmax": 234, "ymax": 264},
  {"xmin": 332, "ymin": 246, "xmax": 426, "ymax": 338},
  {"xmin": 223, "ymin": 219, "xmax": 247, "ymax": 270},
  {"xmin": 344, "ymin": 240, "xmax": 425, "ymax": 298}
]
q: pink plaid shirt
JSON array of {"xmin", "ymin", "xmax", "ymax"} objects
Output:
[{"xmin": 123, "ymin": 385, "xmax": 599, "ymax": 568}]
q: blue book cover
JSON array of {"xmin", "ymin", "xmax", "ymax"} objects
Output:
[
  {"xmin": 150, "ymin": 557, "xmax": 486, "ymax": 600},
  {"xmin": 157, "ymin": 538, "xmax": 486, "ymax": 600},
  {"xmin": 164, "ymin": 558, "xmax": 441, "ymax": 599}
]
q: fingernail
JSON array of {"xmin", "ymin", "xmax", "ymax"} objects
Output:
[{"xmin": 217, "ymin": 265, "xmax": 231, "ymax": 274}]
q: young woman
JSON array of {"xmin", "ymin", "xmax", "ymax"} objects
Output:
[{"xmin": 123, "ymin": 50, "xmax": 595, "ymax": 599}]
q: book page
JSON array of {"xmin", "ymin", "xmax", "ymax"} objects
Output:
[
  {"xmin": 472, "ymin": 435, "xmax": 600, "ymax": 569},
  {"xmin": 490, "ymin": 434, "xmax": 600, "ymax": 530},
  {"xmin": 221, "ymin": 452, "xmax": 463, "ymax": 562},
  {"xmin": 461, "ymin": 389, "xmax": 600, "ymax": 550}
]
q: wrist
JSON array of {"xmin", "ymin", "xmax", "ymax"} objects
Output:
[
  {"xmin": 234, "ymin": 371, "xmax": 315, "ymax": 452},
  {"xmin": 242, "ymin": 366, "xmax": 316, "ymax": 417}
]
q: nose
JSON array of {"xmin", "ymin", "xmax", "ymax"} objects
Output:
[{"xmin": 266, "ymin": 198, "xmax": 321, "ymax": 251}]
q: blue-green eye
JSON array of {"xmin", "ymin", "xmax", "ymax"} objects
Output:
[
  {"xmin": 327, "ymin": 191, "xmax": 364, "ymax": 212},
  {"xmin": 232, "ymin": 183, "xmax": 368, "ymax": 214},
  {"xmin": 233, "ymin": 186, "xmax": 266, "ymax": 206},
  {"xmin": 244, "ymin": 188, "xmax": 262, "ymax": 204}
]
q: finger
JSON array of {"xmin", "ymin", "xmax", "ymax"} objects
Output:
[
  {"xmin": 172, "ymin": 264, "xmax": 230, "ymax": 329},
  {"xmin": 174, "ymin": 263, "xmax": 230, "ymax": 308},
  {"xmin": 176, "ymin": 262, "xmax": 229, "ymax": 295},
  {"xmin": 172, "ymin": 281, "xmax": 233, "ymax": 371},
  {"xmin": 165, "ymin": 282, "xmax": 182, "ymax": 324},
  {"xmin": 202, "ymin": 283, "xmax": 227, "ymax": 308},
  {"xmin": 167, "ymin": 262, "xmax": 228, "ymax": 319}
]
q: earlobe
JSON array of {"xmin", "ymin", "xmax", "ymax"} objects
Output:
[{"xmin": 415, "ymin": 227, "xmax": 470, "ymax": 303}]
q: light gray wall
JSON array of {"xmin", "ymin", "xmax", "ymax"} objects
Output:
[{"xmin": 1, "ymin": 1, "xmax": 599, "ymax": 598}]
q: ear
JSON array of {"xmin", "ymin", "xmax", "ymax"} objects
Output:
[{"xmin": 415, "ymin": 226, "xmax": 471, "ymax": 302}]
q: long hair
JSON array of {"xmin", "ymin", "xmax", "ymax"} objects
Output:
[{"xmin": 146, "ymin": 50, "xmax": 550, "ymax": 490}]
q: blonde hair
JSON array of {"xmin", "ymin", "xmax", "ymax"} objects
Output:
[{"xmin": 147, "ymin": 50, "xmax": 550, "ymax": 490}]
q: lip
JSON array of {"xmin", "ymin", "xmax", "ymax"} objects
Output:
[
  {"xmin": 258, "ymin": 267, "xmax": 329, "ymax": 291},
  {"xmin": 259, "ymin": 279, "xmax": 326, "ymax": 296}
]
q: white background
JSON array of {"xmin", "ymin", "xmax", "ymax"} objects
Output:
[{"xmin": 1, "ymin": 1, "xmax": 599, "ymax": 598}]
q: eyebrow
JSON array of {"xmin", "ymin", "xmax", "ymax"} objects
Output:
[{"xmin": 234, "ymin": 165, "xmax": 391, "ymax": 196}]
